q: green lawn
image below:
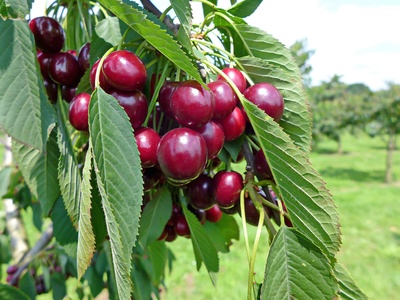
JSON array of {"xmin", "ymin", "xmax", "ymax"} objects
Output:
[{"xmin": 161, "ymin": 133, "xmax": 400, "ymax": 300}]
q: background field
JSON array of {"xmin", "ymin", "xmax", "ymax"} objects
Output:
[{"xmin": 1, "ymin": 133, "xmax": 399, "ymax": 299}]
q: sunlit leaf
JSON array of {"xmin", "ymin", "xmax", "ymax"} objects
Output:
[{"xmin": 335, "ymin": 263, "xmax": 368, "ymax": 300}]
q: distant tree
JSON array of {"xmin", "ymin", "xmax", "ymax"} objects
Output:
[
  {"xmin": 289, "ymin": 39, "xmax": 314, "ymax": 86},
  {"xmin": 367, "ymin": 83, "xmax": 400, "ymax": 183}
]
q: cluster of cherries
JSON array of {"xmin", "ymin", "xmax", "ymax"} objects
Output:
[
  {"xmin": 29, "ymin": 16, "xmax": 90, "ymax": 103},
  {"xmin": 29, "ymin": 16, "xmax": 288, "ymax": 243}
]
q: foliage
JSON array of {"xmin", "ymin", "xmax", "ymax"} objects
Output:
[{"xmin": 0, "ymin": 0, "xmax": 366, "ymax": 299}]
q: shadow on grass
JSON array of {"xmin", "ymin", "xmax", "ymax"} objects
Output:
[
  {"xmin": 312, "ymin": 148, "xmax": 350, "ymax": 155},
  {"xmin": 317, "ymin": 167, "xmax": 385, "ymax": 182}
]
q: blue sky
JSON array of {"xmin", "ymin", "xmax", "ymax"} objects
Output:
[{"xmin": 31, "ymin": 0, "xmax": 400, "ymax": 91}]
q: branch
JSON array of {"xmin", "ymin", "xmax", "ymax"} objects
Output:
[{"xmin": 139, "ymin": 0, "xmax": 179, "ymax": 34}]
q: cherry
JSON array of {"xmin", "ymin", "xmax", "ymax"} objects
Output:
[
  {"xmin": 157, "ymin": 127, "xmax": 208, "ymax": 185},
  {"xmin": 134, "ymin": 127, "xmax": 160, "ymax": 168},
  {"xmin": 174, "ymin": 215, "xmax": 190, "ymax": 237},
  {"xmin": 102, "ymin": 50, "xmax": 147, "ymax": 91},
  {"xmin": 188, "ymin": 205, "xmax": 206, "ymax": 224},
  {"xmin": 219, "ymin": 201, "xmax": 240, "ymax": 215},
  {"xmin": 158, "ymin": 81, "xmax": 180, "ymax": 118},
  {"xmin": 164, "ymin": 226, "xmax": 178, "ymax": 242},
  {"xmin": 205, "ymin": 204, "xmax": 223, "ymax": 223},
  {"xmin": 61, "ymin": 85, "xmax": 77, "ymax": 103},
  {"xmin": 157, "ymin": 226, "xmax": 168, "ymax": 241},
  {"xmin": 217, "ymin": 67, "xmax": 247, "ymax": 94},
  {"xmin": 170, "ymin": 80, "xmax": 215, "ymax": 128},
  {"xmin": 110, "ymin": 90, "xmax": 148, "ymax": 130},
  {"xmin": 213, "ymin": 170, "xmax": 243, "ymax": 208},
  {"xmin": 194, "ymin": 121, "xmax": 225, "ymax": 159},
  {"xmin": 6, "ymin": 265, "xmax": 18, "ymax": 275},
  {"xmin": 78, "ymin": 42, "xmax": 90, "ymax": 73},
  {"xmin": 43, "ymin": 78, "xmax": 57, "ymax": 103},
  {"xmin": 243, "ymin": 82, "xmax": 284, "ymax": 122},
  {"xmin": 37, "ymin": 51, "xmax": 55, "ymax": 79},
  {"xmin": 48, "ymin": 52, "xmax": 81, "ymax": 86},
  {"xmin": 240, "ymin": 196, "xmax": 261, "ymax": 226},
  {"xmin": 69, "ymin": 93, "xmax": 90, "ymax": 132},
  {"xmin": 208, "ymin": 80, "xmax": 236, "ymax": 119},
  {"xmin": 29, "ymin": 16, "xmax": 65, "ymax": 53},
  {"xmin": 90, "ymin": 59, "xmax": 113, "ymax": 92},
  {"xmin": 142, "ymin": 167, "xmax": 162, "ymax": 191},
  {"xmin": 187, "ymin": 174, "xmax": 215, "ymax": 210},
  {"xmin": 254, "ymin": 149, "xmax": 273, "ymax": 180},
  {"xmin": 167, "ymin": 203, "xmax": 182, "ymax": 226},
  {"xmin": 67, "ymin": 49, "xmax": 77, "ymax": 56},
  {"xmin": 217, "ymin": 106, "xmax": 246, "ymax": 141}
]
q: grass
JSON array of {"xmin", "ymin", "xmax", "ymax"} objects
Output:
[{"xmin": 161, "ymin": 133, "xmax": 400, "ymax": 300}]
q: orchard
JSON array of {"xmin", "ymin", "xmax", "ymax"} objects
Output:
[{"xmin": 0, "ymin": 0, "xmax": 366, "ymax": 299}]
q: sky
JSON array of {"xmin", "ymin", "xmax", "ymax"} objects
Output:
[{"xmin": 30, "ymin": 0, "xmax": 400, "ymax": 91}]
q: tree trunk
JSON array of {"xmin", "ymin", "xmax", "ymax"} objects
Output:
[{"xmin": 385, "ymin": 131, "xmax": 396, "ymax": 184}]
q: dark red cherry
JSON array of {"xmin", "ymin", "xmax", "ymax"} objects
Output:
[
  {"xmin": 205, "ymin": 204, "xmax": 223, "ymax": 223},
  {"xmin": 90, "ymin": 59, "xmax": 113, "ymax": 92},
  {"xmin": 134, "ymin": 127, "xmax": 160, "ymax": 168},
  {"xmin": 48, "ymin": 52, "xmax": 81, "ymax": 86},
  {"xmin": 213, "ymin": 170, "xmax": 243, "ymax": 209},
  {"xmin": 174, "ymin": 215, "xmax": 190, "ymax": 237},
  {"xmin": 167, "ymin": 204, "xmax": 182, "ymax": 226},
  {"xmin": 217, "ymin": 106, "xmax": 246, "ymax": 141},
  {"xmin": 170, "ymin": 80, "xmax": 215, "ymax": 128},
  {"xmin": 157, "ymin": 127, "xmax": 208, "ymax": 185},
  {"xmin": 61, "ymin": 85, "xmax": 77, "ymax": 103},
  {"xmin": 43, "ymin": 78, "xmax": 57, "ymax": 103},
  {"xmin": 110, "ymin": 90, "xmax": 148, "ymax": 130},
  {"xmin": 254, "ymin": 149, "xmax": 273, "ymax": 180},
  {"xmin": 188, "ymin": 205, "xmax": 206, "ymax": 224},
  {"xmin": 243, "ymin": 82, "xmax": 284, "ymax": 122},
  {"xmin": 69, "ymin": 93, "xmax": 90, "ymax": 132},
  {"xmin": 78, "ymin": 42, "xmax": 90, "ymax": 73},
  {"xmin": 164, "ymin": 226, "xmax": 178, "ymax": 242},
  {"xmin": 187, "ymin": 174, "xmax": 215, "ymax": 210},
  {"xmin": 239, "ymin": 196, "xmax": 261, "ymax": 226},
  {"xmin": 217, "ymin": 67, "xmax": 247, "ymax": 94},
  {"xmin": 67, "ymin": 49, "xmax": 77, "ymax": 56},
  {"xmin": 37, "ymin": 50, "xmax": 55, "ymax": 79},
  {"xmin": 102, "ymin": 50, "xmax": 147, "ymax": 91},
  {"xmin": 158, "ymin": 81, "xmax": 180, "ymax": 118},
  {"xmin": 208, "ymin": 80, "xmax": 236, "ymax": 119},
  {"xmin": 29, "ymin": 16, "xmax": 65, "ymax": 53},
  {"xmin": 194, "ymin": 121, "xmax": 225, "ymax": 159}
]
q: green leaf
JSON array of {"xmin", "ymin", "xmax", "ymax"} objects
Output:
[
  {"xmin": 12, "ymin": 130, "xmax": 60, "ymax": 216},
  {"xmin": 89, "ymin": 27, "xmax": 113, "ymax": 65},
  {"xmin": 181, "ymin": 203, "xmax": 219, "ymax": 285},
  {"xmin": 148, "ymin": 241, "xmax": 168, "ymax": 285},
  {"xmin": 0, "ymin": 284, "xmax": 29, "ymax": 300},
  {"xmin": 334, "ymin": 263, "xmax": 368, "ymax": 300},
  {"xmin": 228, "ymin": 0, "xmax": 263, "ymax": 18},
  {"xmin": 18, "ymin": 272, "xmax": 36, "ymax": 300},
  {"xmin": 51, "ymin": 272, "xmax": 67, "ymax": 300},
  {"xmin": 233, "ymin": 24, "xmax": 312, "ymax": 152},
  {"xmin": 261, "ymin": 227, "xmax": 338, "ymax": 299},
  {"xmin": 97, "ymin": 0, "xmax": 204, "ymax": 84},
  {"xmin": 89, "ymin": 88, "xmax": 143, "ymax": 299},
  {"xmin": 242, "ymin": 98, "xmax": 341, "ymax": 261},
  {"xmin": 84, "ymin": 265, "xmax": 104, "ymax": 298},
  {"xmin": 0, "ymin": 167, "xmax": 12, "ymax": 198},
  {"xmin": 0, "ymin": 0, "xmax": 30, "ymax": 19},
  {"xmin": 90, "ymin": 172, "xmax": 108, "ymax": 248},
  {"xmin": 203, "ymin": 214, "xmax": 239, "ymax": 253},
  {"xmin": 56, "ymin": 100, "xmax": 81, "ymax": 227},
  {"xmin": 95, "ymin": 17, "xmax": 122, "ymax": 46},
  {"xmin": 77, "ymin": 146, "xmax": 95, "ymax": 279},
  {"xmin": 76, "ymin": 69, "xmax": 92, "ymax": 95},
  {"xmin": 171, "ymin": 0, "xmax": 192, "ymax": 51},
  {"xmin": 139, "ymin": 187, "xmax": 172, "ymax": 248},
  {"xmin": 51, "ymin": 196, "xmax": 78, "ymax": 246},
  {"xmin": 0, "ymin": 19, "xmax": 56, "ymax": 151},
  {"xmin": 239, "ymin": 56, "xmax": 312, "ymax": 153}
]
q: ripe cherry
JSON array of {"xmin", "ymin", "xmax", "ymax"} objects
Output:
[
  {"xmin": 43, "ymin": 78, "xmax": 57, "ymax": 103},
  {"xmin": 134, "ymin": 127, "xmax": 160, "ymax": 168},
  {"xmin": 188, "ymin": 205, "xmax": 207, "ymax": 224},
  {"xmin": 208, "ymin": 80, "xmax": 236, "ymax": 119},
  {"xmin": 29, "ymin": 16, "xmax": 65, "ymax": 53},
  {"xmin": 48, "ymin": 52, "xmax": 81, "ymax": 86},
  {"xmin": 194, "ymin": 121, "xmax": 225, "ymax": 159},
  {"xmin": 110, "ymin": 90, "xmax": 148, "ymax": 130},
  {"xmin": 217, "ymin": 67, "xmax": 247, "ymax": 94},
  {"xmin": 90, "ymin": 59, "xmax": 113, "ymax": 92},
  {"xmin": 167, "ymin": 203, "xmax": 182, "ymax": 226},
  {"xmin": 187, "ymin": 174, "xmax": 215, "ymax": 210},
  {"xmin": 254, "ymin": 149, "xmax": 273, "ymax": 180},
  {"xmin": 205, "ymin": 204, "xmax": 223, "ymax": 223},
  {"xmin": 78, "ymin": 42, "xmax": 90, "ymax": 73},
  {"xmin": 164, "ymin": 226, "xmax": 178, "ymax": 242},
  {"xmin": 239, "ymin": 196, "xmax": 261, "ymax": 226},
  {"xmin": 61, "ymin": 85, "xmax": 77, "ymax": 103},
  {"xmin": 69, "ymin": 93, "xmax": 90, "ymax": 132},
  {"xmin": 37, "ymin": 51, "xmax": 54, "ymax": 79},
  {"xmin": 170, "ymin": 80, "xmax": 215, "ymax": 128},
  {"xmin": 158, "ymin": 81, "xmax": 180, "ymax": 118},
  {"xmin": 213, "ymin": 171, "xmax": 243, "ymax": 208},
  {"xmin": 102, "ymin": 50, "xmax": 147, "ymax": 91},
  {"xmin": 243, "ymin": 82, "xmax": 284, "ymax": 122},
  {"xmin": 174, "ymin": 215, "xmax": 191, "ymax": 237},
  {"xmin": 157, "ymin": 127, "xmax": 208, "ymax": 185},
  {"xmin": 217, "ymin": 106, "xmax": 246, "ymax": 141}
]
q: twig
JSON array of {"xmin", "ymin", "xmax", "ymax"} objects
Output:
[{"xmin": 140, "ymin": 0, "xmax": 179, "ymax": 34}]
